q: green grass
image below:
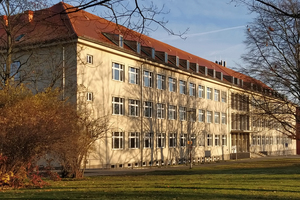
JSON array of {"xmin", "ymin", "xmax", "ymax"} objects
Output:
[{"xmin": 2, "ymin": 158, "xmax": 300, "ymax": 199}]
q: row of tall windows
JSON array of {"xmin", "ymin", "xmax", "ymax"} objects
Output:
[
  {"xmin": 251, "ymin": 135, "xmax": 292, "ymax": 146},
  {"xmin": 112, "ymin": 132, "xmax": 227, "ymax": 149},
  {"xmin": 113, "ymin": 97, "xmax": 227, "ymax": 124},
  {"xmin": 112, "ymin": 63, "xmax": 227, "ymax": 102}
]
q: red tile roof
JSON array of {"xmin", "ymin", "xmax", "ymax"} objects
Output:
[{"xmin": 1, "ymin": 2, "xmax": 270, "ymax": 90}]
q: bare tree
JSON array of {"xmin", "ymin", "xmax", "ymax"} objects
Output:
[{"xmin": 232, "ymin": 0, "xmax": 300, "ymax": 138}]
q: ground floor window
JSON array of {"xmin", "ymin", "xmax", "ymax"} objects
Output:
[
  {"xmin": 180, "ymin": 134, "xmax": 187, "ymax": 147},
  {"xmin": 169, "ymin": 133, "xmax": 176, "ymax": 148},
  {"xmin": 222, "ymin": 135, "xmax": 227, "ymax": 146},
  {"xmin": 144, "ymin": 133, "xmax": 153, "ymax": 148},
  {"xmin": 157, "ymin": 133, "xmax": 165, "ymax": 148},
  {"xmin": 207, "ymin": 134, "xmax": 212, "ymax": 146},
  {"xmin": 112, "ymin": 132, "xmax": 123, "ymax": 149},
  {"xmin": 129, "ymin": 132, "xmax": 140, "ymax": 149},
  {"xmin": 215, "ymin": 135, "xmax": 220, "ymax": 146}
]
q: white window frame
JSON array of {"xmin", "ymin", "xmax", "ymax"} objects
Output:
[
  {"xmin": 179, "ymin": 106, "xmax": 187, "ymax": 121},
  {"xmin": 144, "ymin": 133, "xmax": 153, "ymax": 148},
  {"xmin": 207, "ymin": 110, "xmax": 212, "ymax": 123},
  {"xmin": 157, "ymin": 74, "xmax": 165, "ymax": 90},
  {"xmin": 207, "ymin": 87, "xmax": 212, "ymax": 100},
  {"xmin": 157, "ymin": 133, "xmax": 165, "ymax": 148},
  {"xmin": 180, "ymin": 134, "xmax": 187, "ymax": 147},
  {"xmin": 198, "ymin": 85, "xmax": 205, "ymax": 98},
  {"xmin": 112, "ymin": 132, "xmax": 123, "ymax": 150},
  {"xmin": 214, "ymin": 112, "xmax": 220, "ymax": 124},
  {"xmin": 143, "ymin": 70, "xmax": 153, "ymax": 87},
  {"xmin": 207, "ymin": 134, "xmax": 212, "ymax": 146},
  {"xmin": 189, "ymin": 82, "xmax": 196, "ymax": 96},
  {"xmin": 112, "ymin": 97, "xmax": 124, "ymax": 115},
  {"xmin": 215, "ymin": 135, "xmax": 220, "ymax": 146},
  {"xmin": 169, "ymin": 133, "xmax": 176, "ymax": 148},
  {"xmin": 222, "ymin": 135, "xmax": 227, "ymax": 146},
  {"xmin": 198, "ymin": 109, "xmax": 205, "ymax": 122},
  {"xmin": 112, "ymin": 62, "xmax": 124, "ymax": 81},
  {"xmin": 129, "ymin": 99, "xmax": 139, "ymax": 117},
  {"xmin": 144, "ymin": 101, "xmax": 153, "ymax": 118},
  {"xmin": 157, "ymin": 103, "xmax": 165, "ymax": 119},
  {"xmin": 86, "ymin": 92, "xmax": 93, "ymax": 101},
  {"xmin": 168, "ymin": 77, "xmax": 176, "ymax": 92},
  {"xmin": 221, "ymin": 91, "xmax": 227, "ymax": 103},
  {"xmin": 222, "ymin": 113, "xmax": 227, "ymax": 124},
  {"xmin": 179, "ymin": 80, "xmax": 186, "ymax": 94},
  {"xmin": 168, "ymin": 105, "xmax": 176, "ymax": 120},
  {"xmin": 129, "ymin": 67, "xmax": 139, "ymax": 85},
  {"xmin": 129, "ymin": 132, "xmax": 140, "ymax": 149},
  {"xmin": 87, "ymin": 54, "xmax": 93, "ymax": 64},
  {"xmin": 191, "ymin": 134, "xmax": 196, "ymax": 147},
  {"xmin": 214, "ymin": 89, "xmax": 220, "ymax": 101}
]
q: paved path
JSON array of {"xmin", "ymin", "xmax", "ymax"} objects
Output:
[{"xmin": 84, "ymin": 155, "xmax": 300, "ymax": 177}]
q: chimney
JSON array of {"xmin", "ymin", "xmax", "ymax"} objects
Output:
[
  {"xmin": 3, "ymin": 15, "xmax": 8, "ymax": 26},
  {"xmin": 24, "ymin": 10, "xmax": 34, "ymax": 22}
]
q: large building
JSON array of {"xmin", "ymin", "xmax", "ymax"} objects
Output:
[{"xmin": 1, "ymin": 2, "xmax": 296, "ymax": 169}]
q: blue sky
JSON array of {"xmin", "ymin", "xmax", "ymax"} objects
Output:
[{"xmin": 53, "ymin": 0, "xmax": 254, "ymax": 68}]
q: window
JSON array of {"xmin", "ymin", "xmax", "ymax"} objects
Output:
[
  {"xmin": 252, "ymin": 135, "xmax": 256, "ymax": 145},
  {"xmin": 86, "ymin": 92, "xmax": 93, "ymax": 101},
  {"xmin": 207, "ymin": 110, "xmax": 212, "ymax": 123},
  {"xmin": 144, "ymin": 133, "xmax": 153, "ymax": 148},
  {"xmin": 180, "ymin": 134, "xmax": 187, "ymax": 147},
  {"xmin": 87, "ymin": 54, "xmax": 93, "ymax": 64},
  {"xmin": 157, "ymin": 103, "xmax": 165, "ymax": 119},
  {"xmin": 168, "ymin": 77, "xmax": 176, "ymax": 92},
  {"xmin": 188, "ymin": 108, "xmax": 196, "ymax": 122},
  {"xmin": 215, "ymin": 135, "xmax": 220, "ymax": 146},
  {"xmin": 191, "ymin": 134, "xmax": 196, "ymax": 147},
  {"xmin": 4, "ymin": 62, "xmax": 21, "ymax": 80},
  {"xmin": 168, "ymin": 105, "xmax": 176, "ymax": 120},
  {"xmin": 112, "ymin": 132, "xmax": 123, "ymax": 149},
  {"xmin": 179, "ymin": 106, "xmax": 186, "ymax": 121},
  {"xmin": 214, "ymin": 112, "xmax": 220, "ymax": 124},
  {"xmin": 129, "ymin": 99, "xmax": 139, "ymax": 117},
  {"xmin": 144, "ymin": 101, "xmax": 153, "ymax": 118},
  {"xmin": 207, "ymin": 134, "xmax": 212, "ymax": 146},
  {"xmin": 189, "ymin": 82, "xmax": 196, "ymax": 96},
  {"xmin": 112, "ymin": 63, "xmax": 124, "ymax": 81},
  {"xmin": 257, "ymin": 135, "xmax": 261, "ymax": 145},
  {"xmin": 221, "ymin": 91, "xmax": 227, "ymax": 103},
  {"xmin": 143, "ymin": 70, "xmax": 153, "ymax": 87},
  {"xmin": 198, "ymin": 109, "xmax": 205, "ymax": 122},
  {"xmin": 214, "ymin": 89, "xmax": 220, "ymax": 101},
  {"xmin": 112, "ymin": 97, "xmax": 124, "ymax": 115},
  {"xmin": 179, "ymin": 80, "xmax": 186, "ymax": 94},
  {"xmin": 222, "ymin": 135, "xmax": 227, "ymax": 146},
  {"xmin": 129, "ymin": 132, "xmax": 140, "ymax": 149},
  {"xmin": 119, "ymin": 35, "xmax": 124, "ymax": 47},
  {"xmin": 198, "ymin": 85, "xmax": 205, "ymax": 98},
  {"xmin": 157, "ymin": 74, "xmax": 165, "ymax": 90},
  {"xmin": 157, "ymin": 133, "xmax": 165, "ymax": 148},
  {"xmin": 207, "ymin": 87, "xmax": 212, "ymax": 100},
  {"xmin": 222, "ymin": 113, "xmax": 227, "ymax": 124},
  {"xmin": 169, "ymin": 133, "xmax": 176, "ymax": 148},
  {"xmin": 129, "ymin": 67, "xmax": 139, "ymax": 84}
]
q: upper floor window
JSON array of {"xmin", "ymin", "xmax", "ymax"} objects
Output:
[
  {"xmin": 222, "ymin": 113, "xmax": 227, "ymax": 124},
  {"xmin": 129, "ymin": 67, "xmax": 139, "ymax": 84},
  {"xmin": 112, "ymin": 63, "xmax": 124, "ymax": 81},
  {"xmin": 144, "ymin": 101, "xmax": 153, "ymax": 118},
  {"xmin": 207, "ymin": 87, "xmax": 212, "ymax": 100},
  {"xmin": 86, "ymin": 92, "xmax": 93, "ymax": 101},
  {"xmin": 87, "ymin": 54, "xmax": 93, "ymax": 64},
  {"xmin": 129, "ymin": 99, "xmax": 139, "ymax": 117},
  {"xmin": 143, "ymin": 70, "xmax": 153, "ymax": 87},
  {"xmin": 179, "ymin": 106, "xmax": 187, "ymax": 121},
  {"xmin": 221, "ymin": 91, "xmax": 227, "ymax": 103},
  {"xmin": 214, "ymin": 112, "xmax": 220, "ymax": 124},
  {"xmin": 168, "ymin": 105, "xmax": 176, "ymax": 120},
  {"xmin": 207, "ymin": 110, "xmax": 212, "ymax": 123},
  {"xmin": 214, "ymin": 89, "xmax": 220, "ymax": 101},
  {"xmin": 179, "ymin": 80, "xmax": 186, "ymax": 94},
  {"xmin": 112, "ymin": 97, "xmax": 124, "ymax": 115},
  {"xmin": 198, "ymin": 85, "xmax": 205, "ymax": 98},
  {"xmin": 189, "ymin": 82, "xmax": 196, "ymax": 96},
  {"xmin": 157, "ymin": 103, "xmax": 165, "ymax": 119},
  {"xmin": 198, "ymin": 109, "xmax": 205, "ymax": 122},
  {"xmin": 168, "ymin": 77, "xmax": 176, "ymax": 92},
  {"xmin": 157, "ymin": 74, "xmax": 165, "ymax": 90}
]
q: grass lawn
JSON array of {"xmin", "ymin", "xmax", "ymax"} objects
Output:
[{"xmin": 1, "ymin": 157, "xmax": 300, "ymax": 199}]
